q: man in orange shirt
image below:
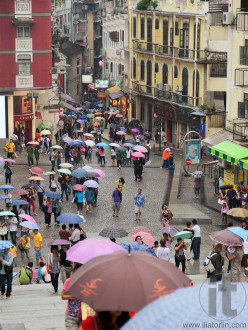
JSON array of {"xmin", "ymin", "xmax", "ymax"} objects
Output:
[{"xmin": 161, "ymin": 148, "xmax": 170, "ymax": 168}]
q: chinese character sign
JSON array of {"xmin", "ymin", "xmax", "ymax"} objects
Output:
[{"xmin": 184, "ymin": 140, "xmax": 201, "ymax": 165}]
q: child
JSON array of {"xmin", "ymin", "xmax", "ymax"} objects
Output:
[
  {"xmin": 221, "ymin": 202, "xmax": 229, "ymax": 223},
  {"xmin": 9, "ymin": 245, "xmax": 17, "ymax": 267}
]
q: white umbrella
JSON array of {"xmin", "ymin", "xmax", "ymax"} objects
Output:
[
  {"xmin": 109, "ymin": 143, "xmax": 120, "ymax": 148},
  {"xmin": 84, "ymin": 133, "xmax": 94, "ymax": 138},
  {"xmin": 192, "ymin": 171, "xmax": 203, "ymax": 178},
  {"xmin": 60, "ymin": 163, "xmax": 73, "ymax": 168},
  {"xmin": 85, "ymin": 140, "xmax": 95, "ymax": 147},
  {"xmin": 50, "ymin": 145, "xmax": 63, "ymax": 149}
]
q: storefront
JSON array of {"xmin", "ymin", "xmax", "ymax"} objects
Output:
[
  {"xmin": 13, "ymin": 96, "xmax": 34, "ymax": 142},
  {"xmin": 155, "ymin": 104, "xmax": 176, "ymax": 145}
]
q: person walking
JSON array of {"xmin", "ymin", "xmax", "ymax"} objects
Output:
[
  {"xmin": 133, "ymin": 158, "xmax": 142, "ymax": 181},
  {"xmin": 175, "ymin": 237, "xmax": 187, "ymax": 273},
  {"xmin": 27, "ymin": 145, "xmax": 34, "ymax": 168},
  {"xmin": 5, "ymin": 139, "xmax": 15, "ymax": 159},
  {"xmin": 34, "ymin": 146, "xmax": 40, "ymax": 166},
  {"xmin": 53, "ymin": 198, "xmax": 62, "ymax": 226},
  {"xmin": 50, "ymin": 149, "xmax": 57, "ymax": 172},
  {"xmin": 59, "ymin": 225, "xmax": 71, "ymax": 241},
  {"xmin": 126, "ymin": 147, "xmax": 131, "ymax": 165},
  {"xmin": 134, "ymin": 188, "xmax": 146, "ymax": 221},
  {"xmin": 116, "ymin": 150, "xmax": 122, "ymax": 170},
  {"xmin": 57, "ymin": 150, "xmax": 63, "ymax": 169},
  {"xmin": 69, "ymin": 224, "xmax": 81, "ymax": 245},
  {"xmin": 36, "ymin": 180, "xmax": 46, "ymax": 209},
  {"xmin": 1, "ymin": 161, "xmax": 13, "ymax": 184},
  {"xmin": 0, "ymin": 216, "xmax": 8, "ymax": 240},
  {"xmin": 31, "ymin": 229, "xmax": 46, "ymax": 267},
  {"xmin": 192, "ymin": 219, "xmax": 201, "ymax": 260},
  {"xmin": 161, "ymin": 148, "xmax": 170, "ymax": 168},
  {"xmin": 221, "ymin": 201, "xmax": 229, "ymax": 223},
  {"xmin": 75, "ymin": 190, "xmax": 85, "ymax": 215},
  {"xmin": 193, "ymin": 177, "xmax": 201, "ymax": 199},
  {"xmin": 8, "ymin": 215, "xmax": 18, "ymax": 246},
  {"xmin": 4, "ymin": 189, "xmax": 12, "ymax": 210},
  {"xmin": 99, "ymin": 147, "xmax": 105, "ymax": 166},
  {"xmin": 42, "ymin": 197, "xmax": 53, "ymax": 227},
  {"xmin": 157, "ymin": 239, "xmax": 170, "ymax": 261},
  {"xmin": 0, "ymin": 247, "xmax": 14, "ymax": 299},
  {"xmin": 47, "ymin": 245, "xmax": 60, "ymax": 293},
  {"xmin": 226, "ymin": 246, "xmax": 244, "ymax": 282},
  {"xmin": 59, "ymin": 245, "xmax": 71, "ymax": 284},
  {"xmin": 49, "ymin": 174, "xmax": 59, "ymax": 192},
  {"xmin": 58, "ymin": 174, "xmax": 69, "ymax": 202},
  {"xmin": 19, "ymin": 234, "xmax": 31, "ymax": 266},
  {"xmin": 111, "ymin": 186, "xmax": 122, "ymax": 217},
  {"xmin": 210, "ymin": 244, "xmax": 225, "ymax": 282},
  {"xmin": 111, "ymin": 147, "xmax": 116, "ymax": 166},
  {"xmin": 85, "ymin": 188, "xmax": 94, "ymax": 213},
  {"xmin": 11, "ymin": 132, "xmax": 19, "ymax": 152},
  {"xmin": 183, "ymin": 221, "xmax": 193, "ymax": 261}
]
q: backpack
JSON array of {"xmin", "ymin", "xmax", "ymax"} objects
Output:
[{"xmin": 203, "ymin": 252, "xmax": 217, "ymax": 273}]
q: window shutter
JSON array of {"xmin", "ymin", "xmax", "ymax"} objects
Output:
[{"xmin": 238, "ymin": 101, "xmax": 245, "ymax": 118}]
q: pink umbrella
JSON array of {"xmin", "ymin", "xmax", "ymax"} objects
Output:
[
  {"xmin": 66, "ymin": 238, "xmax": 125, "ymax": 264},
  {"xmin": 131, "ymin": 128, "xmax": 140, "ymax": 133},
  {"xmin": 19, "ymin": 214, "xmax": 36, "ymax": 223},
  {"xmin": 12, "ymin": 189, "xmax": 28, "ymax": 195},
  {"xmin": 116, "ymin": 131, "xmax": 126, "ymax": 135},
  {"xmin": 29, "ymin": 167, "xmax": 44, "ymax": 175},
  {"xmin": 47, "ymin": 239, "xmax": 71, "ymax": 246},
  {"xmin": 132, "ymin": 152, "xmax": 145, "ymax": 158},
  {"xmin": 4, "ymin": 159, "xmax": 15, "ymax": 163},
  {"xmin": 88, "ymin": 169, "xmax": 106, "ymax": 179},
  {"xmin": 0, "ymin": 157, "xmax": 5, "ymax": 162},
  {"xmin": 72, "ymin": 184, "xmax": 87, "ymax": 192},
  {"xmin": 134, "ymin": 146, "xmax": 148, "ymax": 153},
  {"xmin": 131, "ymin": 231, "xmax": 154, "ymax": 247},
  {"xmin": 166, "ymin": 148, "xmax": 171, "ymax": 152}
]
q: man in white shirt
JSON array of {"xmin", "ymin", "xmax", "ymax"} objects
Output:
[
  {"xmin": 192, "ymin": 219, "xmax": 201, "ymax": 260},
  {"xmin": 8, "ymin": 216, "xmax": 18, "ymax": 246},
  {"xmin": 69, "ymin": 224, "xmax": 81, "ymax": 245}
]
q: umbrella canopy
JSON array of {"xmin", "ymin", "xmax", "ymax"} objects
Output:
[
  {"xmin": 76, "ymin": 119, "xmax": 84, "ymax": 124},
  {"xmin": 96, "ymin": 142, "xmax": 108, "ymax": 147},
  {"xmin": 44, "ymin": 191, "xmax": 61, "ymax": 199},
  {"xmin": 47, "ymin": 239, "xmax": 71, "ymax": 246},
  {"xmin": 125, "ymin": 139, "xmax": 137, "ymax": 144},
  {"xmin": 128, "ymin": 120, "xmax": 140, "ymax": 128},
  {"xmin": 94, "ymin": 112, "xmax": 102, "ymax": 116},
  {"xmin": 63, "ymin": 136, "xmax": 73, "ymax": 144},
  {"xmin": 19, "ymin": 221, "xmax": 40, "ymax": 230},
  {"xmin": 85, "ymin": 140, "xmax": 95, "ymax": 147},
  {"xmin": 132, "ymin": 152, "xmax": 145, "ymax": 158},
  {"xmin": 79, "ymin": 114, "xmax": 87, "ymax": 119},
  {"xmin": 159, "ymin": 226, "xmax": 179, "ymax": 234},
  {"xmin": 121, "ymin": 282, "xmax": 248, "ymax": 330},
  {"xmin": 69, "ymin": 140, "xmax": 84, "ymax": 146},
  {"xmin": 40, "ymin": 124, "xmax": 50, "ymax": 129},
  {"xmin": 129, "ymin": 227, "xmax": 156, "ymax": 236},
  {"xmin": 0, "ymin": 185, "xmax": 15, "ymax": 190},
  {"xmin": 0, "ymin": 240, "xmax": 14, "ymax": 249},
  {"xmin": 58, "ymin": 168, "xmax": 71, "ymax": 175},
  {"xmin": 88, "ymin": 169, "xmax": 106, "ymax": 179},
  {"xmin": 109, "ymin": 123, "xmax": 119, "ymax": 130},
  {"xmin": 50, "ymin": 145, "xmax": 63, "ymax": 149},
  {"xmin": 99, "ymin": 227, "xmax": 129, "ymax": 238},
  {"xmin": 96, "ymin": 117, "xmax": 105, "ymax": 122},
  {"xmin": 67, "ymin": 239, "xmax": 125, "ymax": 264},
  {"xmin": 93, "ymin": 122, "xmax": 100, "ymax": 126},
  {"xmin": 134, "ymin": 146, "xmax": 148, "ymax": 153},
  {"xmin": 172, "ymin": 231, "xmax": 193, "ymax": 241},
  {"xmin": 227, "ymin": 227, "xmax": 248, "ymax": 241},
  {"xmin": 60, "ymin": 163, "xmax": 73, "ymax": 169},
  {"xmin": 29, "ymin": 167, "xmax": 44, "ymax": 175},
  {"xmin": 4, "ymin": 159, "xmax": 15, "ymax": 163},
  {"xmin": 0, "ymin": 211, "xmax": 15, "ymax": 217},
  {"xmin": 109, "ymin": 143, "xmax": 120, "ymax": 148},
  {"xmin": 121, "ymin": 242, "xmax": 156, "ymax": 257},
  {"xmin": 131, "ymin": 231, "xmax": 154, "ymax": 247},
  {"xmin": 85, "ymin": 171, "xmax": 100, "ymax": 178},
  {"xmin": 66, "ymin": 250, "xmax": 191, "ymax": 312},
  {"xmin": 0, "ymin": 196, "xmax": 8, "ymax": 201},
  {"xmin": 19, "ymin": 214, "xmax": 36, "ymax": 223},
  {"xmin": 192, "ymin": 170, "xmax": 203, "ymax": 178},
  {"xmin": 84, "ymin": 180, "xmax": 99, "ymax": 188},
  {"xmin": 71, "ymin": 168, "xmax": 88, "ymax": 178},
  {"xmin": 116, "ymin": 131, "xmax": 126, "ymax": 136},
  {"xmin": 56, "ymin": 213, "xmax": 85, "ymax": 224},
  {"xmin": 131, "ymin": 128, "xmax": 140, "ymax": 133},
  {"xmin": 209, "ymin": 229, "xmax": 243, "ymax": 246},
  {"xmin": 116, "ymin": 114, "xmax": 123, "ymax": 118},
  {"xmin": 43, "ymin": 171, "xmax": 56, "ymax": 176},
  {"xmin": 40, "ymin": 129, "xmax": 51, "ymax": 135},
  {"xmin": 10, "ymin": 200, "xmax": 29, "ymax": 206},
  {"xmin": 27, "ymin": 141, "xmax": 39, "ymax": 145},
  {"xmin": 227, "ymin": 208, "xmax": 248, "ymax": 218},
  {"xmin": 21, "ymin": 183, "xmax": 34, "ymax": 189},
  {"xmin": 87, "ymin": 114, "xmax": 95, "ymax": 118},
  {"xmin": 29, "ymin": 176, "xmax": 44, "ymax": 181},
  {"xmin": 82, "ymin": 165, "xmax": 93, "ymax": 171},
  {"xmin": 84, "ymin": 133, "xmax": 94, "ymax": 138},
  {"xmin": 73, "ymin": 130, "xmax": 82, "ymax": 133},
  {"xmin": 123, "ymin": 143, "xmax": 134, "ymax": 148},
  {"xmin": 72, "ymin": 184, "xmax": 87, "ymax": 192},
  {"xmin": 116, "ymin": 147, "xmax": 126, "ymax": 152},
  {"xmin": 12, "ymin": 189, "xmax": 28, "ymax": 195}
]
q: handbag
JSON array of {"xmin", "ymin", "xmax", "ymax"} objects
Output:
[
  {"xmin": 218, "ymin": 198, "xmax": 223, "ymax": 205},
  {"xmin": 41, "ymin": 204, "xmax": 48, "ymax": 213},
  {"xmin": 167, "ymin": 211, "xmax": 174, "ymax": 220},
  {"xmin": 18, "ymin": 243, "xmax": 25, "ymax": 251},
  {"xmin": 175, "ymin": 254, "xmax": 185, "ymax": 262},
  {"xmin": 24, "ymin": 240, "xmax": 31, "ymax": 250},
  {"xmin": 74, "ymin": 196, "xmax": 78, "ymax": 204},
  {"xmin": 47, "ymin": 254, "xmax": 53, "ymax": 274}
]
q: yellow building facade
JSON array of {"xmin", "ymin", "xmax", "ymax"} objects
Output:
[{"xmin": 128, "ymin": 0, "xmax": 210, "ymax": 146}]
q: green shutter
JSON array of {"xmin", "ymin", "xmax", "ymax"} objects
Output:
[{"xmin": 238, "ymin": 102, "xmax": 245, "ymax": 118}]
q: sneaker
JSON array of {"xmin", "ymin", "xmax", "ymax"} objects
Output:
[
  {"xmin": 6, "ymin": 296, "xmax": 11, "ymax": 300},
  {"xmin": 1, "ymin": 294, "xmax": 4, "ymax": 299}
]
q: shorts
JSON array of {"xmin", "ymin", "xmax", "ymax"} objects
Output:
[
  {"xmin": 194, "ymin": 188, "xmax": 200, "ymax": 194},
  {"xmin": 34, "ymin": 247, "xmax": 42, "ymax": 259},
  {"xmin": 112, "ymin": 202, "xmax": 120, "ymax": 211},
  {"xmin": 111, "ymin": 155, "xmax": 116, "ymax": 160},
  {"xmin": 77, "ymin": 202, "xmax": 83, "ymax": 211},
  {"xmin": 135, "ymin": 205, "xmax": 142, "ymax": 213},
  {"xmin": 21, "ymin": 249, "xmax": 30, "ymax": 259}
]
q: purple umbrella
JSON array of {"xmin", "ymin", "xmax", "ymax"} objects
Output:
[
  {"xmin": 47, "ymin": 239, "xmax": 71, "ymax": 246},
  {"xmin": 63, "ymin": 136, "xmax": 73, "ymax": 144},
  {"xmin": 209, "ymin": 229, "xmax": 243, "ymax": 246},
  {"xmin": 76, "ymin": 119, "xmax": 84, "ymax": 124},
  {"xmin": 66, "ymin": 238, "xmax": 125, "ymax": 264},
  {"xmin": 84, "ymin": 180, "xmax": 99, "ymax": 188}
]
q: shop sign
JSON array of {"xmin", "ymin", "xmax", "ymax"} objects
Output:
[
  {"xmin": 224, "ymin": 167, "xmax": 235, "ymax": 188},
  {"xmin": 98, "ymin": 92, "xmax": 106, "ymax": 98},
  {"xmin": 184, "ymin": 140, "xmax": 201, "ymax": 165},
  {"xmin": 95, "ymin": 80, "xmax": 109, "ymax": 88},
  {"xmin": 200, "ymin": 123, "xmax": 205, "ymax": 138},
  {"xmin": 155, "ymin": 104, "xmax": 175, "ymax": 121},
  {"xmin": 14, "ymin": 114, "xmax": 34, "ymax": 121},
  {"xmin": 112, "ymin": 100, "xmax": 118, "ymax": 107},
  {"xmin": 58, "ymin": 120, "xmax": 64, "ymax": 127}
]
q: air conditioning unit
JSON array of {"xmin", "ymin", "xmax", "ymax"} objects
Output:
[
  {"xmin": 176, "ymin": 85, "xmax": 183, "ymax": 92},
  {"xmin": 223, "ymin": 12, "xmax": 233, "ymax": 25},
  {"xmin": 163, "ymin": 84, "xmax": 171, "ymax": 91},
  {"xmin": 156, "ymin": 83, "xmax": 163, "ymax": 90},
  {"xmin": 218, "ymin": 158, "xmax": 227, "ymax": 169},
  {"xmin": 82, "ymin": 5, "xmax": 88, "ymax": 10}
]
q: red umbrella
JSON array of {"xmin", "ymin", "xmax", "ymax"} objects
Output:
[
  {"xmin": 66, "ymin": 250, "xmax": 191, "ymax": 312},
  {"xmin": 72, "ymin": 184, "xmax": 87, "ymax": 192},
  {"xmin": 129, "ymin": 226, "xmax": 156, "ymax": 236},
  {"xmin": 209, "ymin": 229, "xmax": 243, "ymax": 246},
  {"xmin": 12, "ymin": 189, "xmax": 28, "ymax": 195},
  {"xmin": 29, "ymin": 167, "xmax": 44, "ymax": 175}
]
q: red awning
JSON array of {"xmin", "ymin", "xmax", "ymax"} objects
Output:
[
  {"xmin": 88, "ymin": 84, "xmax": 97, "ymax": 90},
  {"xmin": 61, "ymin": 92, "xmax": 77, "ymax": 104},
  {"xmin": 201, "ymin": 160, "xmax": 218, "ymax": 168},
  {"xmin": 75, "ymin": 41, "xmax": 88, "ymax": 47},
  {"xmin": 35, "ymin": 111, "xmax": 42, "ymax": 119}
]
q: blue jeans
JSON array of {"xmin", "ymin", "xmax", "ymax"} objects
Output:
[
  {"xmin": 57, "ymin": 159, "xmax": 61, "ymax": 169},
  {"xmin": 61, "ymin": 186, "xmax": 68, "ymax": 202},
  {"xmin": 192, "ymin": 237, "xmax": 201, "ymax": 259},
  {"xmin": 13, "ymin": 140, "xmax": 18, "ymax": 151},
  {"xmin": 28, "ymin": 156, "xmax": 34, "ymax": 168},
  {"xmin": 0, "ymin": 273, "xmax": 12, "ymax": 297}
]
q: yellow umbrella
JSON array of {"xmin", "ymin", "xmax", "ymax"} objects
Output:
[
  {"xmin": 29, "ymin": 176, "xmax": 44, "ymax": 181},
  {"xmin": 227, "ymin": 208, "xmax": 248, "ymax": 218},
  {"xmin": 41, "ymin": 130, "xmax": 51, "ymax": 135},
  {"xmin": 27, "ymin": 141, "xmax": 39, "ymax": 145}
]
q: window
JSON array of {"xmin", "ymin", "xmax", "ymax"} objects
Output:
[
  {"xmin": 140, "ymin": 103, "xmax": 145, "ymax": 121},
  {"xmin": 133, "ymin": 16, "xmax": 136, "ymax": 38},
  {"xmin": 122, "ymin": 30, "xmax": 124, "ymax": 42},
  {"xmin": 17, "ymin": 54, "xmax": 31, "ymax": 75},
  {"xmin": 77, "ymin": 83, "xmax": 79, "ymax": 95},
  {"xmin": 163, "ymin": 19, "xmax": 168, "ymax": 53},
  {"xmin": 105, "ymin": 62, "xmax": 109, "ymax": 71},
  {"xmin": 68, "ymin": 13, "xmax": 71, "ymax": 22},
  {"xmin": 155, "ymin": 63, "xmax": 159, "ymax": 73},
  {"xmin": 110, "ymin": 62, "xmax": 113, "ymax": 73},
  {"xmin": 118, "ymin": 63, "xmax": 122, "ymax": 75},
  {"xmin": 147, "ymin": 60, "xmax": 152, "ymax": 92},
  {"xmin": 140, "ymin": 60, "xmax": 145, "ymax": 80},
  {"xmin": 182, "ymin": 67, "xmax": 188, "ymax": 97},
  {"xmin": 174, "ymin": 65, "xmax": 178, "ymax": 78},
  {"xmin": 76, "ymin": 57, "xmax": 80, "ymax": 75},
  {"xmin": 210, "ymin": 63, "xmax": 227, "ymax": 77},
  {"xmin": 110, "ymin": 31, "xmax": 119, "ymax": 42},
  {"xmin": 140, "ymin": 17, "xmax": 145, "ymax": 39},
  {"xmin": 238, "ymin": 101, "xmax": 246, "ymax": 118},
  {"xmin": 17, "ymin": 26, "xmax": 30, "ymax": 38},
  {"xmin": 162, "ymin": 64, "xmax": 168, "ymax": 84},
  {"xmin": 155, "ymin": 17, "xmax": 159, "ymax": 29},
  {"xmin": 175, "ymin": 19, "xmax": 179, "ymax": 36},
  {"xmin": 132, "ymin": 102, "xmax": 136, "ymax": 118},
  {"xmin": 193, "ymin": 70, "xmax": 200, "ymax": 105},
  {"xmin": 214, "ymin": 92, "xmax": 225, "ymax": 100},
  {"xmin": 133, "ymin": 57, "xmax": 136, "ymax": 79}
]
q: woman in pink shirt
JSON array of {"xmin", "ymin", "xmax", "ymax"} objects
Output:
[{"xmin": 99, "ymin": 147, "xmax": 105, "ymax": 166}]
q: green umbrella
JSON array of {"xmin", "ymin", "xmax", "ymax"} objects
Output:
[
  {"xmin": 172, "ymin": 230, "xmax": 193, "ymax": 241},
  {"xmin": 40, "ymin": 125, "xmax": 50, "ymax": 129},
  {"xmin": 0, "ymin": 211, "xmax": 15, "ymax": 217},
  {"xmin": 97, "ymin": 117, "xmax": 105, "ymax": 122},
  {"xmin": 58, "ymin": 168, "xmax": 71, "ymax": 175},
  {"xmin": 87, "ymin": 114, "xmax": 94, "ymax": 118}
]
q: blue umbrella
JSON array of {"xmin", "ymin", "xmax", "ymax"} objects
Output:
[
  {"xmin": 44, "ymin": 191, "xmax": 60, "ymax": 199},
  {"xmin": 158, "ymin": 226, "xmax": 179, "ymax": 234},
  {"xmin": 69, "ymin": 140, "xmax": 84, "ymax": 146},
  {"xmin": 96, "ymin": 142, "xmax": 108, "ymax": 147},
  {"xmin": 79, "ymin": 114, "xmax": 87, "ymax": 119},
  {"xmin": 73, "ymin": 130, "xmax": 82, "ymax": 133},
  {"xmin": 120, "ymin": 127, "xmax": 127, "ymax": 132},
  {"xmin": 68, "ymin": 111, "xmax": 76, "ymax": 115},
  {"xmin": 0, "ymin": 185, "xmax": 15, "ymax": 190},
  {"xmin": 71, "ymin": 168, "xmax": 87, "ymax": 178},
  {"xmin": 120, "ymin": 242, "xmax": 156, "ymax": 257},
  {"xmin": 19, "ymin": 221, "xmax": 40, "ymax": 230},
  {"xmin": 56, "ymin": 213, "xmax": 85, "ymax": 224},
  {"xmin": 227, "ymin": 227, "xmax": 248, "ymax": 242},
  {"xmin": 84, "ymin": 180, "xmax": 99, "ymax": 188},
  {"xmin": 0, "ymin": 196, "xmax": 9, "ymax": 201},
  {"xmin": 0, "ymin": 240, "xmax": 14, "ymax": 249},
  {"xmin": 122, "ymin": 282, "xmax": 248, "ymax": 330},
  {"xmin": 110, "ymin": 123, "xmax": 119, "ymax": 130},
  {"xmin": 97, "ymin": 104, "xmax": 104, "ymax": 107},
  {"xmin": 11, "ymin": 200, "xmax": 29, "ymax": 206}
]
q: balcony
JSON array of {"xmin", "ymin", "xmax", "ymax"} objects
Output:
[
  {"xmin": 16, "ymin": 75, "xmax": 33, "ymax": 89},
  {"xmin": 235, "ymin": 68, "xmax": 248, "ymax": 87},
  {"xmin": 208, "ymin": 1, "xmax": 228, "ymax": 13},
  {"xmin": 197, "ymin": 50, "xmax": 227, "ymax": 64},
  {"xmin": 15, "ymin": 0, "xmax": 32, "ymax": 18},
  {"xmin": 240, "ymin": 46, "xmax": 248, "ymax": 65},
  {"xmin": 132, "ymin": 41, "xmax": 204, "ymax": 61},
  {"xmin": 132, "ymin": 82, "xmax": 201, "ymax": 108},
  {"xmin": 237, "ymin": 9, "xmax": 248, "ymax": 31},
  {"xmin": 15, "ymin": 38, "xmax": 32, "ymax": 52}
]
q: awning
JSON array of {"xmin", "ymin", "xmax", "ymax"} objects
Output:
[
  {"xmin": 109, "ymin": 90, "xmax": 125, "ymax": 100},
  {"xmin": 75, "ymin": 41, "xmax": 88, "ymax": 47},
  {"xmin": 202, "ymin": 129, "xmax": 233, "ymax": 146},
  {"xmin": 201, "ymin": 160, "xmax": 218, "ymax": 168},
  {"xmin": 60, "ymin": 92, "xmax": 77, "ymax": 104},
  {"xmin": 208, "ymin": 141, "xmax": 248, "ymax": 165},
  {"xmin": 35, "ymin": 111, "xmax": 42, "ymax": 120},
  {"xmin": 107, "ymin": 86, "xmax": 120, "ymax": 94},
  {"xmin": 88, "ymin": 84, "xmax": 97, "ymax": 90},
  {"xmin": 82, "ymin": 75, "xmax": 93, "ymax": 84},
  {"xmin": 61, "ymin": 101, "xmax": 80, "ymax": 113}
]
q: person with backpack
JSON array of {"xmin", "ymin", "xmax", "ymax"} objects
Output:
[
  {"xmin": 208, "ymin": 244, "xmax": 224, "ymax": 282},
  {"xmin": 58, "ymin": 174, "xmax": 69, "ymax": 202},
  {"xmin": 19, "ymin": 262, "xmax": 33, "ymax": 285},
  {"xmin": 174, "ymin": 237, "xmax": 187, "ymax": 273},
  {"xmin": 50, "ymin": 149, "xmax": 57, "ymax": 172},
  {"xmin": 111, "ymin": 186, "xmax": 122, "ymax": 217}
]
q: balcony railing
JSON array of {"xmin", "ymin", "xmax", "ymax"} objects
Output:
[
  {"xmin": 16, "ymin": 75, "xmax": 33, "ymax": 89},
  {"xmin": 197, "ymin": 50, "xmax": 227, "ymax": 64},
  {"xmin": 208, "ymin": 1, "xmax": 228, "ymax": 13},
  {"xmin": 15, "ymin": 0, "xmax": 32, "ymax": 17},
  {"xmin": 15, "ymin": 38, "xmax": 32, "ymax": 52},
  {"xmin": 132, "ymin": 82, "xmax": 201, "ymax": 107},
  {"xmin": 240, "ymin": 46, "xmax": 248, "ymax": 65},
  {"xmin": 235, "ymin": 68, "xmax": 248, "ymax": 87},
  {"xmin": 237, "ymin": 9, "xmax": 248, "ymax": 31}
]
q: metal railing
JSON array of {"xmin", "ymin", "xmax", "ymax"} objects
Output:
[
  {"xmin": 208, "ymin": 1, "xmax": 228, "ymax": 13},
  {"xmin": 235, "ymin": 68, "xmax": 248, "ymax": 86},
  {"xmin": 132, "ymin": 82, "xmax": 202, "ymax": 107},
  {"xmin": 237, "ymin": 9, "xmax": 248, "ymax": 31}
]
